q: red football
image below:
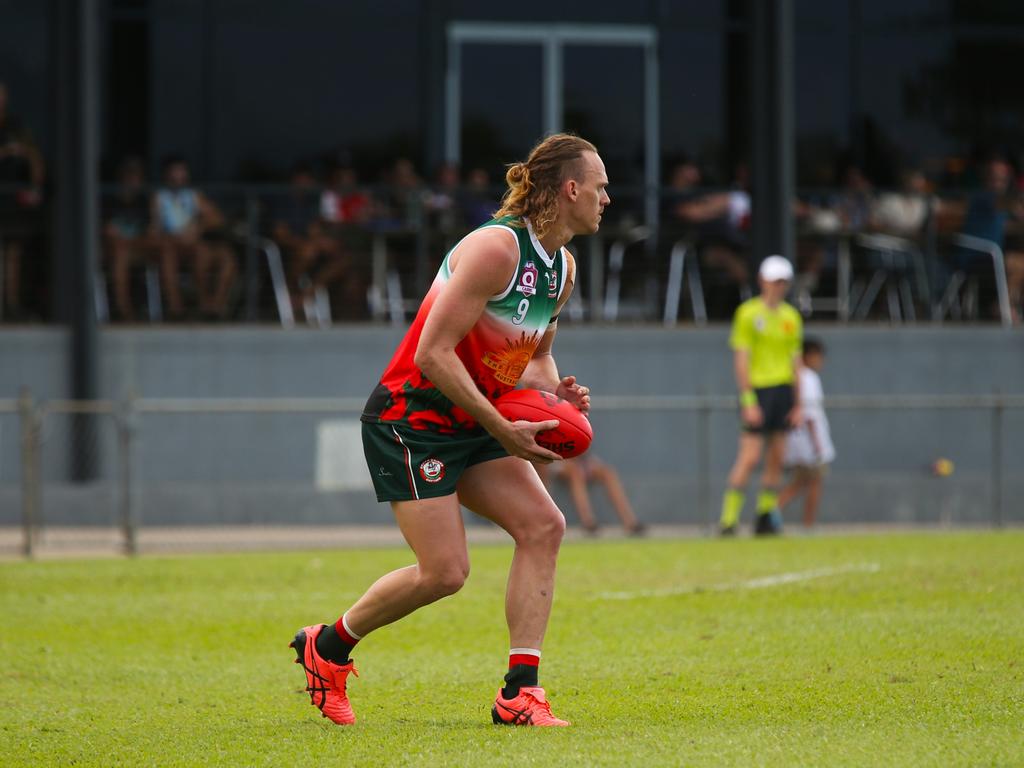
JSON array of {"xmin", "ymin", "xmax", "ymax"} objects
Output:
[{"xmin": 494, "ymin": 388, "xmax": 593, "ymax": 459}]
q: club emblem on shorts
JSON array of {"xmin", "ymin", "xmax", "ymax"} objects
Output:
[{"xmin": 419, "ymin": 458, "xmax": 446, "ymax": 483}]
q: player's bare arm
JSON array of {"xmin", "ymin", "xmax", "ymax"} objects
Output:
[
  {"xmin": 414, "ymin": 227, "xmax": 561, "ymax": 463},
  {"xmin": 518, "ymin": 251, "xmax": 590, "ymax": 414},
  {"xmin": 734, "ymin": 348, "xmax": 762, "ymax": 427}
]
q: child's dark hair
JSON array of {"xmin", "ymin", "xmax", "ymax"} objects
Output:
[{"xmin": 803, "ymin": 337, "xmax": 825, "ymax": 356}]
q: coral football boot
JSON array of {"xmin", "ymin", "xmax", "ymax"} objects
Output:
[
  {"xmin": 290, "ymin": 624, "xmax": 358, "ymax": 725},
  {"xmin": 492, "ymin": 686, "xmax": 569, "ymax": 727}
]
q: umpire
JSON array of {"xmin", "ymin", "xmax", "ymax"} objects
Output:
[{"xmin": 719, "ymin": 255, "xmax": 803, "ymax": 536}]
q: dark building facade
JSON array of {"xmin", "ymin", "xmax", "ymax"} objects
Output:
[{"xmin": 2, "ymin": 0, "xmax": 1023, "ymax": 187}]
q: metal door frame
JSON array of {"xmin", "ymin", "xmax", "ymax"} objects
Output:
[{"xmin": 445, "ymin": 22, "xmax": 659, "ymax": 229}]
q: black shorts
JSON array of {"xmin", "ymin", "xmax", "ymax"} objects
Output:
[
  {"xmin": 361, "ymin": 421, "xmax": 509, "ymax": 502},
  {"xmin": 742, "ymin": 383, "xmax": 794, "ymax": 434}
]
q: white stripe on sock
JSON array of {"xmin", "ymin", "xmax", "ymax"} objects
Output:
[
  {"xmin": 509, "ymin": 648, "xmax": 541, "ymax": 658},
  {"xmin": 342, "ymin": 612, "xmax": 363, "ymax": 641}
]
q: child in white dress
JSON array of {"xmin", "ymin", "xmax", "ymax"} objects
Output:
[{"xmin": 780, "ymin": 338, "xmax": 835, "ymax": 529}]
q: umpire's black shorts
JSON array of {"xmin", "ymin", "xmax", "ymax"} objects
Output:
[{"xmin": 742, "ymin": 383, "xmax": 795, "ymax": 434}]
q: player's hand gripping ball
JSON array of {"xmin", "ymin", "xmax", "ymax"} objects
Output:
[{"xmin": 495, "ymin": 389, "xmax": 593, "ymax": 459}]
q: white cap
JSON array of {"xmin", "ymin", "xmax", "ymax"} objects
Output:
[{"xmin": 759, "ymin": 255, "xmax": 794, "ymax": 282}]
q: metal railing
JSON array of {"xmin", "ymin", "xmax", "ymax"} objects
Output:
[{"xmin": 2, "ymin": 390, "xmax": 1021, "ymax": 558}]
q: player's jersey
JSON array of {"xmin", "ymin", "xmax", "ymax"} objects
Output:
[
  {"xmin": 362, "ymin": 216, "xmax": 569, "ymax": 433},
  {"xmin": 729, "ymin": 297, "xmax": 803, "ymax": 388}
]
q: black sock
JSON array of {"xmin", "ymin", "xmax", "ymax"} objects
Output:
[
  {"xmin": 314, "ymin": 623, "xmax": 355, "ymax": 665},
  {"xmin": 501, "ymin": 663, "xmax": 539, "ymax": 699}
]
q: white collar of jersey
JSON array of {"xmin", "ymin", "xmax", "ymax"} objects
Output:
[{"xmin": 524, "ymin": 218, "xmax": 557, "ymax": 268}]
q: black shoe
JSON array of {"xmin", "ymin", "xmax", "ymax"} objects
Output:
[
  {"xmin": 625, "ymin": 522, "xmax": 647, "ymax": 537},
  {"xmin": 754, "ymin": 511, "xmax": 783, "ymax": 536},
  {"xmin": 719, "ymin": 524, "xmax": 737, "ymax": 537}
]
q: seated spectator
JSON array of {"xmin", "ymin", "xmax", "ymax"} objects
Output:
[
  {"xmin": 666, "ymin": 160, "xmax": 752, "ymax": 317},
  {"xmin": 423, "ymin": 162, "xmax": 464, "ymax": 235},
  {"xmin": 0, "ymin": 81, "xmax": 46, "ymax": 321},
  {"xmin": 103, "ymin": 156, "xmax": 160, "ymax": 321},
  {"xmin": 536, "ymin": 454, "xmax": 646, "ymax": 537},
  {"xmin": 272, "ymin": 164, "xmax": 352, "ymax": 320},
  {"xmin": 870, "ymin": 168, "xmax": 936, "ymax": 238},
  {"xmin": 834, "ymin": 164, "xmax": 874, "ymax": 233},
  {"xmin": 320, "ymin": 164, "xmax": 372, "ymax": 226},
  {"xmin": 379, "ymin": 157, "xmax": 424, "ymax": 229},
  {"xmin": 152, "ymin": 155, "xmax": 237, "ymax": 320},
  {"xmin": 792, "ymin": 195, "xmax": 841, "ymax": 315},
  {"xmin": 318, "ymin": 164, "xmax": 373, "ymax": 319},
  {"xmin": 959, "ymin": 157, "xmax": 1024, "ymax": 322},
  {"xmin": 792, "ymin": 164, "xmax": 875, "ymax": 315},
  {"xmin": 460, "ymin": 167, "xmax": 499, "ymax": 228}
]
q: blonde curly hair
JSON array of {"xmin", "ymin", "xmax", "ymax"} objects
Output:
[{"xmin": 493, "ymin": 133, "xmax": 598, "ymax": 239}]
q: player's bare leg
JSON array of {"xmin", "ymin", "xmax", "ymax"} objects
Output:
[
  {"xmin": 458, "ymin": 456, "xmax": 563, "ymax": 649},
  {"xmin": 720, "ymin": 433, "xmax": 763, "ymax": 534},
  {"xmin": 778, "ymin": 468, "xmax": 808, "ymax": 510},
  {"xmin": 457, "ymin": 456, "xmax": 569, "ymax": 726},
  {"xmin": 562, "ymin": 460, "xmax": 600, "ymax": 533},
  {"xmin": 754, "ymin": 434, "xmax": 787, "ymax": 535},
  {"xmin": 291, "ymin": 494, "xmax": 469, "ymax": 725},
  {"xmin": 588, "ymin": 461, "xmax": 644, "ymax": 534},
  {"xmin": 802, "ymin": 470, "xmax": 823, "ymax": 528},
  {"xmin": 343, "ymin": 495, "xmax": 470, "ymax": 633},
  {"xmin": 761, "ymin": 434, "xmax": 786, "ymax": 488},
  {"xmin": 729, "ymin": 433, "xmax": 764, "ymax": 488}
]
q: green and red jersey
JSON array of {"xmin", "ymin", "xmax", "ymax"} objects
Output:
[{"xmin": 362, "ymin": 216, "xmax": 569, "ymax": 433}]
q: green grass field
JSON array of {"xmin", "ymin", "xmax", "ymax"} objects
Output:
[{"xmin": 2, "ymin": 531, "xmax": 1021, "ymax": 767}]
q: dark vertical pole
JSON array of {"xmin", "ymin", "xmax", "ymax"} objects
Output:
[
  {"xmin": 724, "ymin": 0, "xmax": 751, "ymax": 178},
  {"xmin": 750, "ymin": 0, "xmax": 795, "ymax": 264},
  {"xmin": 200, "ymin": 0, "xmax": 216, "ymax": 179},
  {"xmin": 54, "ymin": 0, "xmax": 101, "ymax": 480},
  {"xmin": 848, "ymin": 0, "xmax": 864, "ymax": 170},
  {"xmin": 420, "ymin": 0, "xmax": 447, "ymax": 176}
]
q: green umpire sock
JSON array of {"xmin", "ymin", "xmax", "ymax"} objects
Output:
[
  {"xmin": 720, "ymin": 488, "xmax": 745, "ymax": 528},
  {"xmin": 756, "ymin": 488, "xmax": 779, "ymax": 515}
]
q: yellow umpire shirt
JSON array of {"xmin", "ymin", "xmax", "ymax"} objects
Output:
[{"xmin": 729, "ymin": 297, "xmax": 803, "ymax": 388}]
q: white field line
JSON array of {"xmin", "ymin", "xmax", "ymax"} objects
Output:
[{"xmin": 595, "ymin": 562, "xmax": 881, "ymax": 601}]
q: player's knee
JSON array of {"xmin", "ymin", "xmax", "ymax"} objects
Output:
[
  {"xmin": 737, "ymin": 458, "xmax": 760, "ymax": 478},
  {"xmin": 421, "ymin": 563, "xmax": 469, "ymax": 599},
  {"xmin": 515, "ymin": 507, "xmax": 565, "ymax": 549}
]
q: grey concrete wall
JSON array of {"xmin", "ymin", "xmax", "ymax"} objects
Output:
[{"xmin": 1, "ymin": 325, "xmax": 1021, "ymax": 527}]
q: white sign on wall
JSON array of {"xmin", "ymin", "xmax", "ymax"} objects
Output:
[{"xmin": 315, "ymin": 419, "xmax": 373, "ymax": 492}]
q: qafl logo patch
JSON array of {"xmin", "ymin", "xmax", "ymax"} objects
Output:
[
  {"xmin": 419, "ymin": 458, "xmax": 446, "ymax": 483},
  {"xmin": 516, "ymin": 261, "xmax": 538, "ymax": 296}
]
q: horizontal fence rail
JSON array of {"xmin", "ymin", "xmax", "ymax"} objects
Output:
[{"xmin": 1, "ymin": 392, "xmax": 1020, "ymax": 557}]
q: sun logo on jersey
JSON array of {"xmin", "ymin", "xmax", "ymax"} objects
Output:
[{"xmin": 482, "ymin": 331, "xmax": 541, "ymax": 386}]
